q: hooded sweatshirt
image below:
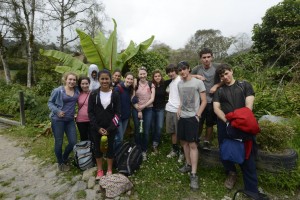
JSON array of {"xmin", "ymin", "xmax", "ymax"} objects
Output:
[{"xmin": 88, "ymin": 64, "xmax": 100, "ymax": 91}]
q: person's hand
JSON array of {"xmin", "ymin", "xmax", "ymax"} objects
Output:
[
  {"xmin": 177, "ymin": 108, "xmax": 181, "ymax": 119},
  {"xmin": 138, "ymin": 111, "xmax": 143, "ymax": 119},
  {"xmin": 58, "ymin": 111, "xmax": 65, "ymax": 118},
  {"xmin": 99, "ymin": 128, "xmax": 108, "ymax": 135},
  {"xmin": 195, "ymin": 115, "xmax": 200, "ymax": 122},
  {"xmin": 197, "ymin": 75, "xmax": 206, "ymax": 81},
  {"xmin": 209, "ymin": 85, "xmax": 218, "ymax": 94}
]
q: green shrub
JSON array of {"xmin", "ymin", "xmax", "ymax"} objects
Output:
[{"xmin": 257, "ymin": 120, "xmax": 296, "ymax": 152}]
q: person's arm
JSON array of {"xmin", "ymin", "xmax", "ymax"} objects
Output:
[
  {"xmin": 196, "ymin": 91, "xmax": 207, "ymax": 119},
  {"xmin": 245, "ymin": 95, "xmax": 254, "ymax": 111},
  {"xmin": 213, "ymin": 101, "xmax": 226, "ymax": 123},
  {"xmin": 191, "ymin": 74, "xmax": 206, "ymax": 81},
  {"xmin": 209, "ymin": 81, "xmax": 223, "ymax": 94}
]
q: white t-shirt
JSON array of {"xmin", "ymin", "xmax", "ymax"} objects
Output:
[
  {"xmin": 100, "ymin": 91, "xmax": 112, "ymax": 109},
  {"xmin": 165, "ymin": 76, "xmax": 181, "ymax": 113}
]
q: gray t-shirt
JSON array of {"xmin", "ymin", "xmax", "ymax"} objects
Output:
[
  {"xmin": 178, "ymin": 77, "xmax": 206, "ymax": 118},
  {"xmin": 191, "ymin": 64, "xmax": 218, "ymax": 103}
]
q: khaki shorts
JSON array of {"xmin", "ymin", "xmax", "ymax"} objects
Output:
[{"xmin": 165, "ymin": 111, "xmax": 178, "ymax": 134}]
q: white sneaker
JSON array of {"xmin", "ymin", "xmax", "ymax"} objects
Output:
[
  {"xmin": 167, "ymin": 150, "xmax": 177, "ymax": 158},
  {"xmin": 178, "ymin": 153, "xmax": 185, "ymax": 163},
  {"xmin": 142, "ymin": 152, "xmax": 147, "ymax": 161}
]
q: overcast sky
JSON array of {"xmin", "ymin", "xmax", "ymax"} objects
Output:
[{"xmin": 103, "ymin": 0, "xmax": 282, "ymax": 49}]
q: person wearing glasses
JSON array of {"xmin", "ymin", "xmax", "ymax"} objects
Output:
[
  {"xmin": 132, "ymin": 66, "xmax": 155, "ymax": 161},
  {"xmin": 191, "ymin": 48, "xmax": 221, "ymax": 150},
  {"xmin": 177, "ymin": 61, "xmax": 207, "ymax": 190}
]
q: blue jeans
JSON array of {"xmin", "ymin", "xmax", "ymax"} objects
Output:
[
  {"xmin": 51, "ymin": 119, "xmax": 77, "ymax": 164},
  {"xmin": 151, "ymin": 108, "xmax": 165, "ymax": 147},
  {"xmin": 217, "ymin": 119, "xmax": 258, "ymax": 193},
  {"xmin": 114, "ymin": 118, "xmax": 129, "ymax": 150},
  {"xmin": 132, "ymin": 107, "xmax": 153, "ymax": 152}
]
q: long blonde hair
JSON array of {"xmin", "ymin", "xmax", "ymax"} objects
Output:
[{"xmin": 62, "ymin": 72, "xmax": 78, "ymax": 85}]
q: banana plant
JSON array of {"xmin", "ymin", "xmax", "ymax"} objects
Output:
[{"xmin": 40, "ymin": 18, "xmax": 154, "ymax": 75}]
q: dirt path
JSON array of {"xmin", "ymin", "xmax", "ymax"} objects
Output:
[{"xmin": 0, "ymin": 134, "xmax": 106, "ymax": 200}]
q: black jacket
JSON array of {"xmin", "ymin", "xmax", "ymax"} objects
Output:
[{"xmin": 88, "ymin": 88, "xmax": 121, "ymax": 134}]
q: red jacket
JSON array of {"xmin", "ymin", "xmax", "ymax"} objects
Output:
[{"xmin": 225, "ymin": 107, "xmax": 260, "ymax": 135}]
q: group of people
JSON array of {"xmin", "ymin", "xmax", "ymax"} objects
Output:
[{"xmin": 48, "ymin": 47, "xmax": 267, "ymax": 199}]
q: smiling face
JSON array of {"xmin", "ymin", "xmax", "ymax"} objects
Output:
[
  {"xmin": 80, "ymin": 79, "xmax": 90, "ymax": 92},
  {"xmin": 113, "ymin": 71, "xmax": 122, "ymax": 83},
  {"xmin": 65, "ymin": 74, "xmax": 77, "ymax": 88},
  {"xmin": 178, "ymin": 66, "xmax": 190, "ymax": 79},
  {"xmin": 99, "ymin": 73, "xmax": 111, "ymax": 89},
  {"xmin": 124, "ymin": 74, "xmax": 134, "ymax": 87},
  {"xmin": 153, "ymin": 72, "xmax": 162, "ymax": 83},
  {"xmin": 138, "ymin": 69, "xmax": 147, "ymax": 80}
]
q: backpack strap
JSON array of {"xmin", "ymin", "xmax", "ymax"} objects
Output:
[{"xmin": 117, "ymin": 84, "xmax": 124, "ymax": 94}]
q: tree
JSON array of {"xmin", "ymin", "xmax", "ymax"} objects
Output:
[
  {"xmin": 42, "ymin": 0, "xmax": 105, "ymax": 52},
  {"xmin": 40, "ymin": 19, "xmax": 155, "ymax": 74},
  {"xmin": 252, "ymin": 0, "xmax": 300, "ymax": 66},
  {"xmin": 185, "ymin": 29, "xmax": 234, "ymax": 60},
  {"xmin": 231, "ymin": 33, "xmax": 252, "ymax": 53},
  {"xmin": 150, "ymin": 41, "xmax": 172, "ymax": 60}
]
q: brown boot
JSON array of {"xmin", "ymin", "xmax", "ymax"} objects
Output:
[{"xmin": 224, "ymin": 171, "xmax": 237, "ymax": 189}]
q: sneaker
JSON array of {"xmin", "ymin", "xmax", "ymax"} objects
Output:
[
  {"xmin": 190, "ymin": 174, "xmax": 199, "ymax": 190},
  {"xmin": 179, "ymin": 163, "xmax": 192, "ymax": 173},
  {"xmin": 152, "ymin": 146, "xmax": 158, "ymax": 154},
  {"xmin": 106, "ymin": 170, "xmax": 112, "ymax": 176},
  {"xmin": 178, "ymin": 152, "xmax": 185, "ymax": 163},
  {"xmin": 224, "ymin": 171, "xmax": 237, "ymax": 189},
  {"xmin": 58, "ymin": 163, "xmax": 70, "ymax": 172},
  {"xmin": 95, "ymin": 170, "xmax": 104, "ymax": 180},
  {"xmin": 142, "ymin": 152, "xmax": 147, "ymax": 161},
  {"xmin": 167, "ymin": 150, "xmax": 177, "ymax": 158},
  {"xmin": 202, "ymin": 141, "xmax": 211, "ymax": 151}
]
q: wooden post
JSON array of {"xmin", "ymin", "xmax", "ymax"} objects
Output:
[{"xmin": 19, "ymin": 91, "xmax": 25, "ymax": 126}]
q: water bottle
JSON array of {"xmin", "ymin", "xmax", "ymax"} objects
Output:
[
  {"xmin": 139, "ymin": 119, "xmax": 143, "ymax": 134},
  {"xmin": 100, "ymin": 135, "xmax": 108, "ymax": 153}
]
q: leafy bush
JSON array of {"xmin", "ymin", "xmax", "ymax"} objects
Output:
[
  {"xmin": 34, "ymin": 76, "xmax": 59, "ymax": 96},
  {"xmin": 257, "ymin": 120, "xmax": 296, "ymax": 152}
]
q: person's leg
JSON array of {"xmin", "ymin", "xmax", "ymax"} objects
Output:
[
  {"xmin": 151, "ymin": 109, "xmax": 157, "ymax": 146},
  {"xmin": 63, "ymin": 120, "xmax": 77, "ymax": 162},
  {"xmin": 204, "ymin": 103, "xmax": 216, "ymax": 144},
  {"xmin": 240, "ymin": 151, "xmax": 259, "ymax": 193},
  {"xmin": 76, "ymin": 122, "xmax": 89, "ymax": 141},
  {"xmin": 153, "ymin": 109, "xmax": 164, "ymax": 147},
  {"xmin": 132, "ymin": 109, "xmax": 140, "ymax": 146},
  {"xmin": 107, "ymin": 132, "xmax": 115, "ymax": 174},
  {"xmin": 189, "ymin": 142, "xmax": 199, "ymax": 174},
  {"xmin": 51, "ymin": 119, "xmax": 64, "ymax": 164},
  {"xmin": 181, "ymin": 140, "xmax": 190, "ymax": 164},
  {"xmin": 141, "ymin": 108, "xmax": 153, "ymax": 152}
]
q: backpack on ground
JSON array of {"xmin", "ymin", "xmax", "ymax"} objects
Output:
[
  {"xmin": 73, "ymin": 140, "xmax": 95, "ymax": 171},
  {"xmin": 114, "ymin": 142, "xmax": 142, "ymax": 176}
]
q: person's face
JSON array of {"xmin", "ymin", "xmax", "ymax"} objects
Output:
[
  {"xmin": 153, "ymin": 73, "xmax": 162, "ymax": 83},
  {"xmin": 167, "ymin": 70, "xmax": 177, "ymax": 79},
  {"xmin": 91, "ymin": 71, "xmax": 97, "ymax": 79},
  {"xmin": 178, "ymin": 66, "xmax": 189, "ymax": 79},
  {"xmin": 113, "ymin": 72, "xmax": 122, "ymax": 83},
  {"xmin": 124, "ymin": 75, "xmax": 134, "ymax": 86},
  {"xmin": 66, "ymin": 75, "xmax": 77, "ymax": 88},
  {"xmin": 200, "ymin": 53, "xmax": 213, "ymax": 68},
  {"xmin": 99, "ymin": 73, "xmax": 111, "ymax": 89},
  {"xmin": 219, "ymin": 69, "xmax": 233, "ymax": 85},
  {"xmin": 80, "ymin": 79, "xmax": 90, "ymax": 92},
  {"xmin": 138, "ymin": 69, "xmax": 147, "ymax": 80}
]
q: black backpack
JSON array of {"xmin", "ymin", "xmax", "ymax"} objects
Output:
[
  {"xmin": 114, "ymin": 142, "xmax": 143, "ymax": 176},
  {"xmin": 73, "ymin": 140, "xmax": 95, "ymax": 171}
]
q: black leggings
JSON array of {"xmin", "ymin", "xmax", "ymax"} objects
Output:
[
  {"xmin": 76, "ymin": 122, "xmax": 91, "ymax": 141},
  {"xmin": 92, "ymin": 130, "xmax": 115, "ymax": 159}
]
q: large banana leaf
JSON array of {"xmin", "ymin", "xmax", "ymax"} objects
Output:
[
  {"xmin": 139, "ymin": 35, "xmax": 155, "ymax": 51},
  {"xmin": 76, "ymin": 29, "xmax": 105, "ymax": 69},
  {"xmin": 105, "ymin": 19, "xmax": 117, "ymax": 71},
  {"xmin": 39, "ymin": 49, "xmax": 89, "ymax": 74}
]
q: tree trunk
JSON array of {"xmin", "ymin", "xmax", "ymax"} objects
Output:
[
  {"xmin": 0, "ymin": 33, "xmax": 11, "ymax": 84},
  {"xmin": 59, "ymin": 0, "xmax": 65, "ymax": 52}
]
